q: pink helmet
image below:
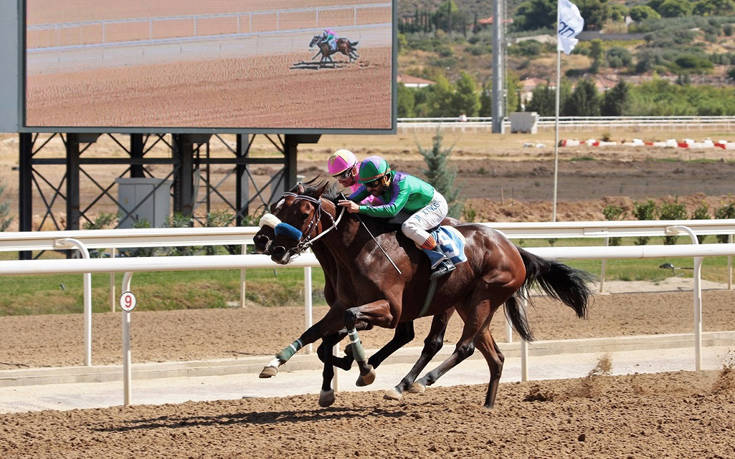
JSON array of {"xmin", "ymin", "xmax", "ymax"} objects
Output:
[{"xmin": 327, "ymin": 149, "xmax": 357, "ymax": 176}]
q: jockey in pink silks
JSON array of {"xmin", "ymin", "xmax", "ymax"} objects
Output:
[{"xmin": 327, "ymin": 149, "xmax": 383, "ymax": 206}]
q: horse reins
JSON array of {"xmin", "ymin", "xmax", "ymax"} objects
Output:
[
  {"xmin": 278, "ymin": 192, "xmax": 345, "ymax": 255},
  {"xmin": 339, "ymin": 193, "xmax": 402, "ymax": 276}
]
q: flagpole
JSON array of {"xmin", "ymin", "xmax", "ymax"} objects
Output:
[{"xmin": 552, "ymin": 7, "xmax": 561, "ymax": 222}]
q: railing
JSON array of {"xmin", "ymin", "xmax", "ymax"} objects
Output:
[
  {"xmin": 27, "ymin": 3, "xmax": 391, "ymax": 50},
  {"xmin": 1, "ymin": 221, "xmax": 734, "ymax": 383},
  {"xmin": 1, "ymin": 240, "xmax": 734, "ymax": 405},
  {"xmin": 396, "ymin": 116, "xmax": 735, "ymax": 130}
]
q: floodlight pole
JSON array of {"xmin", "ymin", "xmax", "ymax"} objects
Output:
[{"xmin": 491, "ymin": 0, "xmax": 505, "ymax": 133}]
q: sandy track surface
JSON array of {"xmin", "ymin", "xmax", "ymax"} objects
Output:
[
  {"xmin": 0, "ymin": 370, "xmax": 733, "ymax": 457},
  {"xmin": 1, "ymin": 288, "xmax": 734, "ymax": 369},
  {"xmin": 27, "ymin": 49, "xmax": 391, "ymax": 129}
]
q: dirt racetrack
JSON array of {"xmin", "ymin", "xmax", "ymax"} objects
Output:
[
  {"xmin": 0, "ymin": 369, "xmax": 734, "ymax": 457},
  {"xmin": 27, "ymin": 49, "xmax": 391, "ymax": 129},
  {"xmin": 0, "ymin": 285, "xmax": 734, "ymax": 456}
]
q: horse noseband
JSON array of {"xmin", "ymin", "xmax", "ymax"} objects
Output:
[{"xmin": 274, "ymin": 222, "xmax": 303, "ymax": 241}]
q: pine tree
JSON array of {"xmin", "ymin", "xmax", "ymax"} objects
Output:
[{"xmin": 418, "ymin": 130, "xmax": 462, "ymax": 218}]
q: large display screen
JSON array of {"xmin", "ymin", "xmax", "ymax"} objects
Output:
[{"xmin": 23, "ymin": 0, "xmax": 395, "ymax": 133}]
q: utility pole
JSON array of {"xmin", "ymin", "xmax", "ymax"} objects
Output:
[{"xmin": 491, "ymin": 0, "xmax": 505, "ymax": 133}]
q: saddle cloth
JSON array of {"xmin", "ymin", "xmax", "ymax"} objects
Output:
[{"xmin": 431, "ymin": 226, "xmax": 467, "ymax": 265}]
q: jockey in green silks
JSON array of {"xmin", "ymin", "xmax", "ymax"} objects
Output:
[{"xmin": 337, "ymin": 155, "xmax": 456, "ymax": 280}]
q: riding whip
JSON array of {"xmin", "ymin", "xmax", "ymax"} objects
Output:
[{"xmin": 340, "ymin": 193, "xmax": 402, "ymax": 275}]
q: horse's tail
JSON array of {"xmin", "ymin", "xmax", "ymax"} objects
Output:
[{"xmin": 505, "ymin": 247, "xmax": 592, "ymax": 342}]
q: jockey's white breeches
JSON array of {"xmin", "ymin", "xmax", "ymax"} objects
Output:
[{"xmin": 401, "ymin": 192, "xmax": 448, "ymax": 247}]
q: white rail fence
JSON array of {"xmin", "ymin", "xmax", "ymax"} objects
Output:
[
  {"xmin": 397, "ymin": 116, "xmax": 735, "ymax": 131},
  {"xmin": 2, "ymin": 220, "xmax": 735, "ymax": 404},
  {"xmin": 28, "ymin": 3, "xmax": 391, "ymax": 50}
]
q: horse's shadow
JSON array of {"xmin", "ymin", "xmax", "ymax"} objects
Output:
[{"xmin": 93, "ymin": 406, "xmax": 407, "ymax": 433}]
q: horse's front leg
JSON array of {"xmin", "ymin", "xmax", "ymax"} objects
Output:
[
  {"xmin": 259, "ymin": 312, "xmax": 342, "ymax": 378},
  {"xmin": 315, "ymin": 332, "xmax": 346, "ymax": 407},
  {"xmin": 344, "ymin": 299, "xmax": 395, "ymax": 386}
]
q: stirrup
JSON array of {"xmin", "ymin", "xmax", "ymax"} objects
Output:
[{"xmin": 430, "ymin": 259, "xmax": 456, "ymax": 279}]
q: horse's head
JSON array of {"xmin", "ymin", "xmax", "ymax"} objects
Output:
[
  {"xmin": 309, "ymin": 35, "xmax": 321, "ymax": 48},
  {"xmin": 257, "ymin": 182, "xmax": 338, "ymax": 264}
]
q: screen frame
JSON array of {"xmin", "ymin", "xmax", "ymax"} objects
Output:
[{"xmin": 19, "ymin": 0, "xmax": 396, "ymax": 134}]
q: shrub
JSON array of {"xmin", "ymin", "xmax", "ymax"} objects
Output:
[
  {"xmin": 691, "ymin": 202, "xmax": 710, "ymax": 243},
  {"xmin": 715, "ymin": 201, "xmax": 735, "ymax": 243},
  {"xmin": 659, "ymin": 198, "xmax": 687, "ymax": 244},
  {"xmin": 602, "ymin": 204, "xmax": 625, "ymax": 246},
  {"xmin": 633, "ymin": 200, "xmax": 658, "ymax": 245}
]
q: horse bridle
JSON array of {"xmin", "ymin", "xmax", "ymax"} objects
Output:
[{"xmin": 259, "ymin": 192, "xmax": 345, "ymax": 256}]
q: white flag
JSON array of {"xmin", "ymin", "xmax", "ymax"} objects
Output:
[{"xmin": 558, "ymin": 0, "xmax": 584, "ymax": 54}]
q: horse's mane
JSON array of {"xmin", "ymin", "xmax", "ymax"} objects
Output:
[{"xmin": 298, "ymin": 179, "xmax": 399, "ymax": 232}]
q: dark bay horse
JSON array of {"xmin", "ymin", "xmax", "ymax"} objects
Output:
[
  {"xmin": 309, "ymin": 35, "xmax": 360, "ymax": 65},
  {"xmin": 255, "ymin": 183, "xmax": 591, "ymax": 408}
]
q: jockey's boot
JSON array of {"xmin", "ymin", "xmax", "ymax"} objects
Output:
[{"xmin": 422, "ymin": 246, "xmax": 456, "ymax": 280}]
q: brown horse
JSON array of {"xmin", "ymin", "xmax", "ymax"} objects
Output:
[
  {"xmin": 255, "ymin": 189, "xmax": 457, "ymax": 406},
  {"xmin": 255, "ymin": 183, "xmax": 591, "ymax": 408},
  {"xmin": 309, "ymin": 35, "xmax": 359, "ymax": 65}
]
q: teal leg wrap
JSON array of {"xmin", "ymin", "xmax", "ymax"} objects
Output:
[
  {"xmin": 276, "ymin": 339, "xmax": 303, "ymax": 362},
  {"xmin": 347, "ymin": 329, "xmax": 367, "ymax": 363}
]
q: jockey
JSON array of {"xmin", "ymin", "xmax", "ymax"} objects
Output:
[
  {"xmin": 322, "ymin": 28, "xmax": 337, "ymax": 52},
  {"xmin": 337, "ymin": 155, "xmax": 456, "ymax": 279},
  {"xmin": 327, "ymin": 149, "xmax": 383, "ymax": 206}
]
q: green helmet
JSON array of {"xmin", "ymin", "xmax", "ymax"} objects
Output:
[{"xmin": 358, "ymin": 156, "xmax": 391, "ymax": 184}]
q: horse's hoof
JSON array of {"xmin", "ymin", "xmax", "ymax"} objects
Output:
[
  {"xmin": 259, "ymin": 366, "xmax": 278, "ymax": 378},
  {"xmin": 407, "ymin": 382, "xmax": 426, "ymax": 393},
  {"xmin": 343, "ymin": 343, "xmax": 353, "ymax": 357},
  {"xmin": 356, "ymin": 367, "xmax": 376, "ymax": 387},
  {"xmin": 383, "ymin": 388, "xmax": 403, "ymax": 401},
  {"xmin": 318, "ymin": 389, "xmax": 335, "ymax": 407}
]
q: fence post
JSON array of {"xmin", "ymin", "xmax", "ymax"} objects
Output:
[
  {"xmin": 600, "ymin": 236, "xmax": 608, "ymax": 293},
  {"xmin": 304, "ymin": 266, "xmax": 313, "ymax": 354},
  {"xmin": 240, "ymin": 243, "xmax": 247, "ymax": 308},
  {"xmin": 110, "ymin": 247, "xmax": 116, "ymax": 312},
  {"xmin": 55, "ymin": 238, "xmax": 92, "ymax": 366},
  {"xmin": 666, "ymin": 225, "xmax": 702, "ymax": 371}
]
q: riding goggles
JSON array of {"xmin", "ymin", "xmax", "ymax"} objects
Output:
[{"xmin": 333, "ymin": 168, "xmax": 354, "ymax": 180}]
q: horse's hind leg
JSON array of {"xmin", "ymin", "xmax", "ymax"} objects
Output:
[
  {"xmin": 411, "ymin": 303, "xmax": 485, "ymax": 392},
  {"xmin": 385, "ymin": 308, "xmax": 454, "ymax": 400},
  {"xmin": 474, "ymin": 327, "xmax": 504, "ymax": 408}
]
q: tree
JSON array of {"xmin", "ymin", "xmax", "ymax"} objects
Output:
[
  {"xmin": 450, "ymin": 72, "xmax": 480, "ymax": 116},
  {"xmin": 0, "ymin": 183, "xmax": 12, "ymax": 232},
  {"xmin": 589, "ymin": 39, "xmax": 604, "ymax": 74},
  {"xmin": 601, "ymin": 81, "xmax": 630, "ymax": 116},
  {"xmin": 513, "ymin": 0, "xmax": 555, "ymax": 31},
  {"xmin": 526, "ymin": 83, "xmax": 556, "ymax": 115},
  {"xmin": 630, "ymin": 5, "xmax": 661, "ymax": 21},
  {"xmin": 658, "ymin": 0, "xmax": 693, "ymax": 17},
  {"xmin": 397, "ymin": 83, "xmax": 416, "ymax": 117},
  {"xmin": 426, "ymin": 75, "xmax": 455, "ymax": 117},
  {"xmin": 563, "ymin": 79, "xmax": 600, "ymax": 116},
  {"xmin": 606, "ymin": 47, "xmax": 633, "ymax": 68},
  {"xmin": 478, "ymin": 82, "xmax": 492, "ymax": 116},
  {"xmin": 418, "ymin": 130, "xmax": 461, "ymax": 218},
  {"xmin": 576, "ymin": 0, "xmax": 610, "ymax": 30}
]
